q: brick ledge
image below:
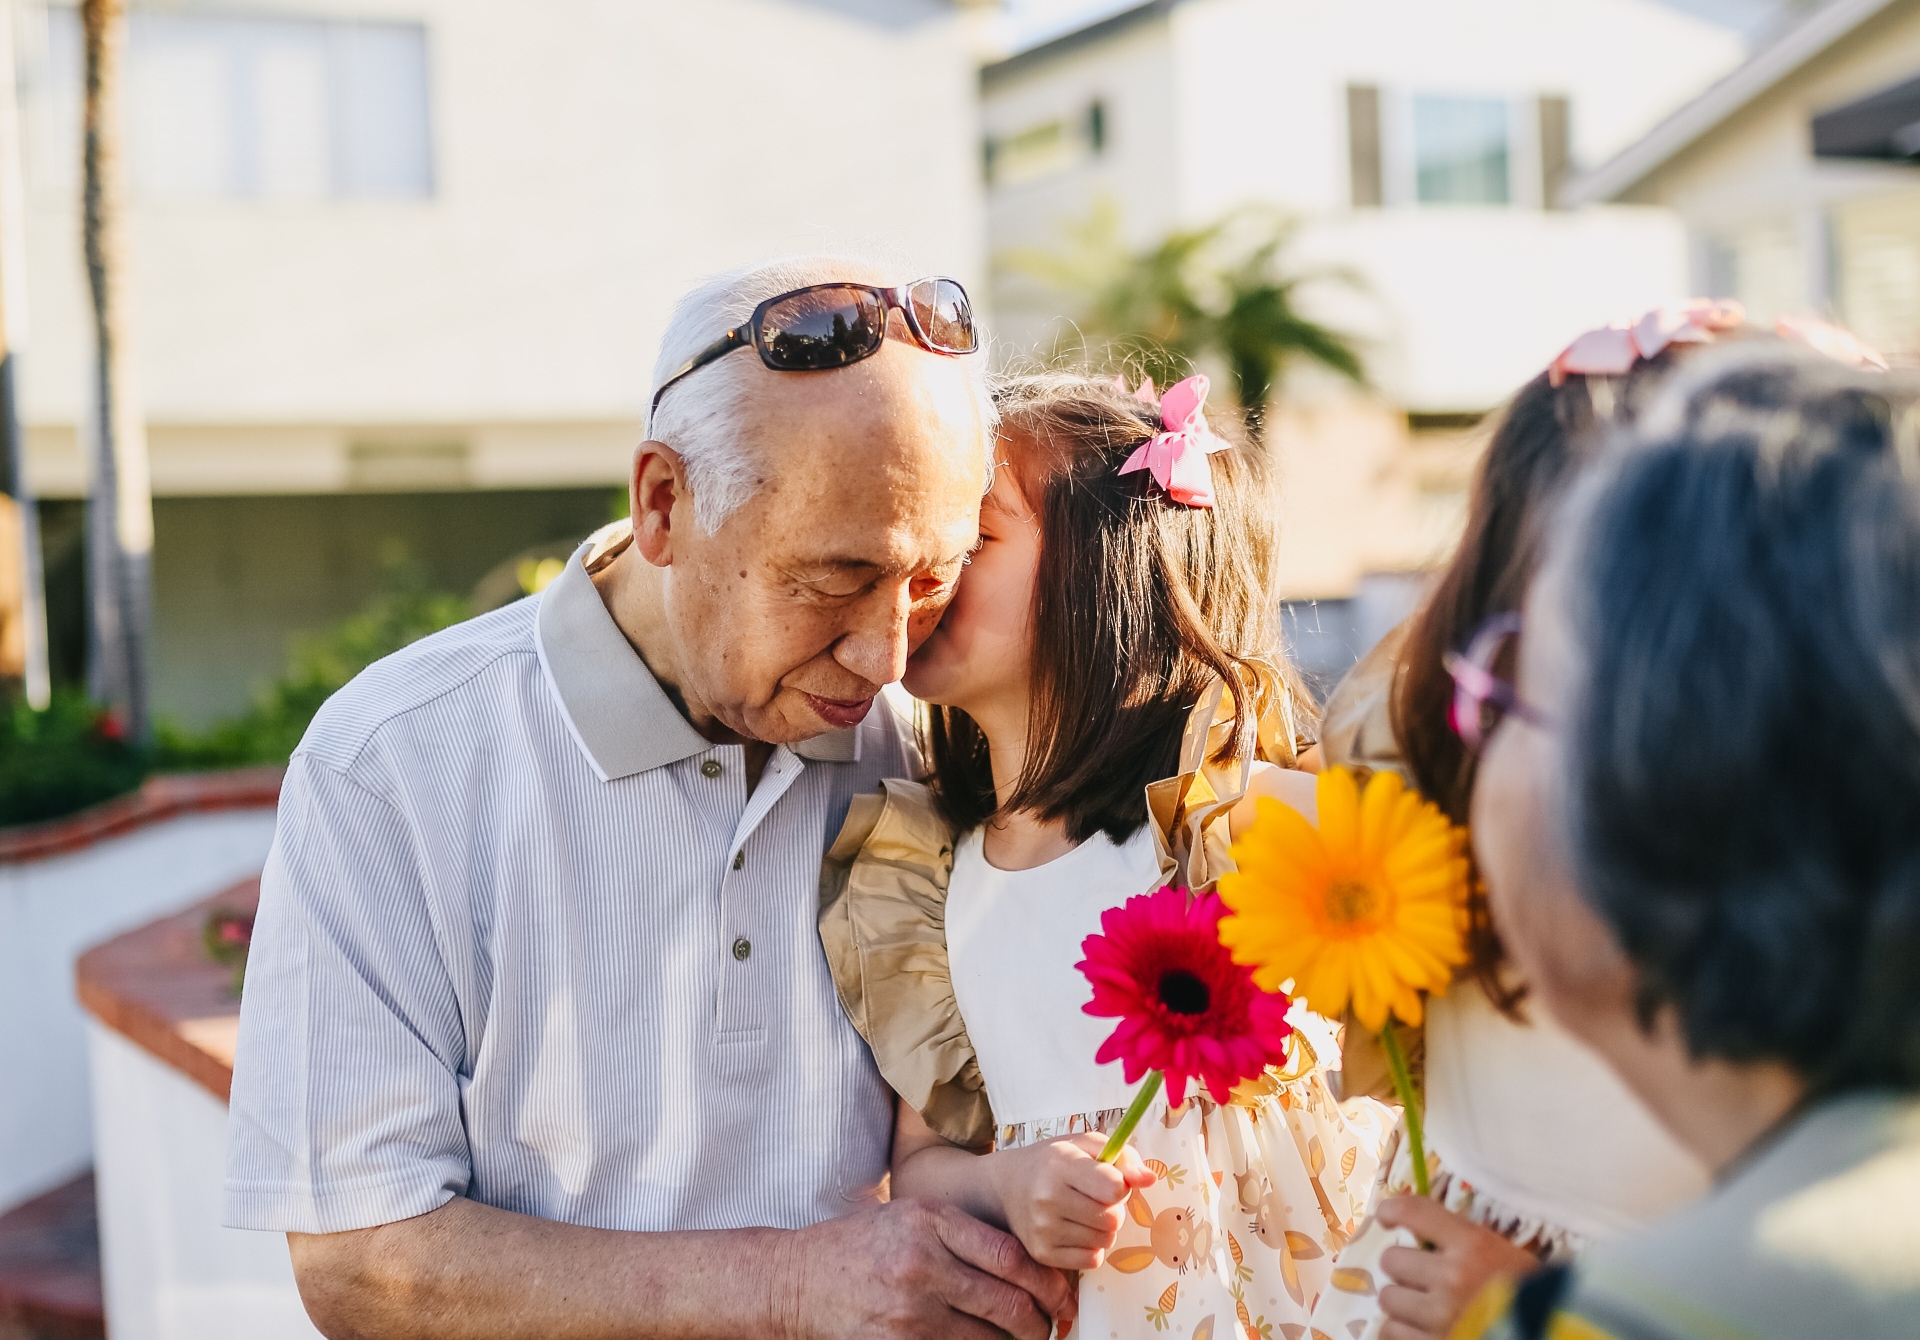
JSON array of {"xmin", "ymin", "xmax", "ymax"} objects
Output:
[
  {"xmin": 0, "ymin": 767, "xmax": 283, "ymax": 866},
  {"xmin": 75, "ymin": 879, "xmax": 258, "ymax": 1104}
]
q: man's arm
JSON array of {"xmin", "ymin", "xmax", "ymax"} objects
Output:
[{"xmin": 290, "ymin": 1194, "xmax": 1075, "ymax": 1340}]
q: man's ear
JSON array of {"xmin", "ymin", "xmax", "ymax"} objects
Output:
[{"xmin": 631, "ymin": 442, "xmax": 687, "ymax": 567}]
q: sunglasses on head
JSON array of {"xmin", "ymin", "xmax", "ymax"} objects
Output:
[{"xmin": 649, "ymin": 276, "xmax": 979, "ymax": 418}]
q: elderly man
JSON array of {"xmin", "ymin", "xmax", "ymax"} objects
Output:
[{"xmin": 225, "ymin": 255, "xmax": 1073, "ymax": 1340}]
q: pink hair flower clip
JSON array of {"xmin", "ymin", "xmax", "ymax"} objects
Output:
[
  {"xmin": 1548, "ymin": 299, "xmax": 1746, "ymax": 387},
  {"xmin": 1116, "ymin": 374, "xmax": 1232, "ymax": 509}
]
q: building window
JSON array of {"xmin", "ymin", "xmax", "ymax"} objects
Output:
[
  {"xmin": 1833, "ymin": 191, "xmax": 1920, "ymax": 363},
  {"xmin": 985, "ymin": 101, "xmax": 1105, "ymax": 188},
  {"xmin": 41, "ymin": 8, "xmax": 432, "ymax": 202},
  {"xmin": 1412, "ymin": 95, "xmax": 1509, "ymax": 205}
]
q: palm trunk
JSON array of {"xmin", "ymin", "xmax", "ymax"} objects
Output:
[
  {"xmin": 80, "ymin": 0, "xmax": 151, "ymax": 737},
  {"xmin": 0, "ymin": 0, "xmax": 46, "ymax": 708}
]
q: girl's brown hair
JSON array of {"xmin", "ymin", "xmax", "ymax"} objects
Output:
[
  {"xmin": 1392, "ymin": 348, "xmax": 1706, "ymax": 1007},
  {"xmin": 925, "ymin": 371, "xmax": 1315, "ymax": 845}
]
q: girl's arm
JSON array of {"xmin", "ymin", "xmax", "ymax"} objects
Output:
[
  {"xmin": 891, "ymin": 1100, "xmax": 1156, "ymax": 1271},
  {"xmin": 890, "ymin": 1098, "xmax": 1006, "ymax": 1225}
]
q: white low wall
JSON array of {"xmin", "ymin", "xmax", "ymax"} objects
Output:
[
  {"xmin": 0, "ymin": 808, "xmax": 278, "ymax": 1213},
  {"xmin": 88, "ymin": 1023, "xmax": 321, "ymax": 1340}
]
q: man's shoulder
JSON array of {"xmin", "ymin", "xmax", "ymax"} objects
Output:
[{"xmin": 297, "ymin": 598, "xmax": 542, "ymax": 774}]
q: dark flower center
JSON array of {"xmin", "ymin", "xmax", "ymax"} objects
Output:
[
  {"xmin": 1327, "ymin": 879, "xmax": 1381, "ymax": 926},
  {"xmin": 1157, "ymin": 968, "xmax": 1211, "ymax": 1016}
]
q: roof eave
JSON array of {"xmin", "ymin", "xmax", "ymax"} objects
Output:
[{"xmin": 981, "ymin": 0, "xmax": 1178, "ymax": 90}]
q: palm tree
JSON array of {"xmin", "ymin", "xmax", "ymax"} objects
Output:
[
  {"xmin": 1000, "ymin": 203, "xmax": 1365, "ymax": 442},
  {"xmin": 80, "ymin": 0, "xmax": 152, "ymax": 737}
]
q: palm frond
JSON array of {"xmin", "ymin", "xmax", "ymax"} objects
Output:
[{"xmin": 996, "ymin": 200, "xmax": 1368, "ymax": 440}]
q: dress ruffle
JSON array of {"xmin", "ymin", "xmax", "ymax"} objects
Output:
[{"xmin": 819, "ymin": 779, "xmax": 994, "ymax": 1149}]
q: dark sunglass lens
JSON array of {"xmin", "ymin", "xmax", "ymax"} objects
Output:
[
  {"xmin": 909, "ymin": 278, "xmax": 977, "ymax": 353},
  {"xmin": 760, "ymin": 287, "xmax": 886, "ymax": 370}
]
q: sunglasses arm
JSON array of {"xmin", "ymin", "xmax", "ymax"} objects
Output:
[{"xmin": 649, "ymin": 326, "xmax": 753, "ymax": 417}]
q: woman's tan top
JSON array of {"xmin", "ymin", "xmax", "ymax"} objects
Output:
[{"xmin": 1317, "ymin": 621, "xmax": 1411, "ymax": 780}]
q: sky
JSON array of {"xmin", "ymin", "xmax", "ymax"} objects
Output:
[{"xmin": 998, "ymin": 0, "xmax": 1804, "ymax": 54}]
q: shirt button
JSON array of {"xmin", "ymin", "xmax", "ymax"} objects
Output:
[
  {"xmin": 732, "ymin": 850, "xmax": 745, "ymax": 870},
  {"xmin": 731, "ymin": 936, "xmax": 751, "ymax": 961},
  {"xmin": 700, "ymin": 759, "xmax": 722, "ymax": 778}
]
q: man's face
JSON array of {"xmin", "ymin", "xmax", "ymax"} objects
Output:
[{"xmin": 662, "ymin": 333, "xmax": 986, "ymax": 744}]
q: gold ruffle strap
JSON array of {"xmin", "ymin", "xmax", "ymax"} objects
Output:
[
  {"xmin": 1147, "ymin": 667, "xmax": 1300, "ymax": 891},
  {"xmin": 818, "ymin": 779, "xmax": 994, "ymax": 1150}
]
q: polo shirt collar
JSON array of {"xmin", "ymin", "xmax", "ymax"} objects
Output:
[{"xmin": 535, "ymin": 545, "xmax": 859, "ymax": 780}]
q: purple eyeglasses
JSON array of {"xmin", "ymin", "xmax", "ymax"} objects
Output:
[{"xmin": 1440, "ymin": 612, "xmax": 1550, "ymax": 752}]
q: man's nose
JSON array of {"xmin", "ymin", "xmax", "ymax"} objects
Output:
[{"xmin": 835, "ymin": 584, "xmax": 914, "ymax": 688}]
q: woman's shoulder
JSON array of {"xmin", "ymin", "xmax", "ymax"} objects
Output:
[
  {"xmin": 1321, "ymin": 621, "xmax": 1411, "ymax": 776},
  {"xmin": 1226, "ymin": 760, "xmax": 1318, "ymax": 840}
]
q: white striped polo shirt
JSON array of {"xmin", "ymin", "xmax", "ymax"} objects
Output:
[{"xmin": 224, "ymin": 550, "xmax": 906, "ymax": 1235}]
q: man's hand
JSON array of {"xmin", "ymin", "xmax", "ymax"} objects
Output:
[
  {"xmin": 1375, "ymin": 1195, "xmax": 1541, "ymax": 1340},
  {"xmin": 777, "ymin": 1198, "xmax": 1076, "ymax": 1340},
  {"xmin": 986, "ymin": 1134, "xmax": 1156, "ymax": 1271},
  {"xmin": 289, "ymin": 1195, "xmax": 1072, "ymax": 1340}
]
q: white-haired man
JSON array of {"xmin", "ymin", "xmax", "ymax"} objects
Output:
[{"xmin": 224, "ymin": 256, "xmax": 1074, "ymax": 1340}]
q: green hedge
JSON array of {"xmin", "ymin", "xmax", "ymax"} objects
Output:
[
  {"xmin": 0, "ymin": 692, "xmax": 149, "ymax": 827},
  {"xmin": 2, "ymin": 565, "xmax": 471, "ymax": 828}
]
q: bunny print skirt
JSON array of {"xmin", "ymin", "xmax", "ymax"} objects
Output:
[{"xmin": 997, "ymin": 1060, "xmax": 1395, "ymax": 1340}]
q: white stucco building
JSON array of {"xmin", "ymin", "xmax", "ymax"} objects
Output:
[
  {"xmin": 981, "ymin": 0, "xmax": 1750, "ymax": 600},
  {"xmin": 12, "ymin": 0, "xmax": 985, "ymax": 722}
]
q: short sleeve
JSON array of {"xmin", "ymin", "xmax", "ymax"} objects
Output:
[
  {"xmin": 224, "ymin": 754, "xmax": 470, "ymax": 1233},
  {"xmin": 818, "ymin": 779, "xmax": 993, "ymax": 1149}
]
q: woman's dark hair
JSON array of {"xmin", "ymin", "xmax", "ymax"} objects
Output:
[
  {"xmin": 1562, "ymin": 345, "xmax": 1920, "ymax": 1091},
  {"xmin": 1392, "ymin": 347, "xmax": 1700, "ymax": 1009},
  {"xmin": 925, "ymin": 371, "xmax": 1315, "ymax": 845}
]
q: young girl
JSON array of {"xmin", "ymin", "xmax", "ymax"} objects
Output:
[{"xmin": 820, "ymin": 371, "xmax": 1392, "ymax": 1339}]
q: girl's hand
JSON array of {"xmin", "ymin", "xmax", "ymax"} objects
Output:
[
  {"xmin": 1375, "ymin": 1195, "xmax": 1541, "ymax": 1340},
  {"xmin": 989, "ymin": 1134, "xmax": 1158, "ymax": 1271}
]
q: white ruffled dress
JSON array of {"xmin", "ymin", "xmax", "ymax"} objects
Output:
[{"xmin": 820, "ymin": 749, "xmax": 1396, "ymax": 1340}]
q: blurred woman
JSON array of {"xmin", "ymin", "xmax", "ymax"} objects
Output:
[
  {"xmin": 1311, "ymin": 305, "xmax": 1887, "ymax": 1340},
  {"xmin": 1457, "ymin": 342, "xmax": 1920, "ymax": 1340}
]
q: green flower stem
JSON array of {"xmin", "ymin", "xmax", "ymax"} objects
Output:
[
  {"xmin": 1379, "ymin": 1024, "xmax": 1430, "ymax": 1197},
  {"xmin": 1097, "ymin": 1071, "xmax": 1165, "ymax": 1164}
]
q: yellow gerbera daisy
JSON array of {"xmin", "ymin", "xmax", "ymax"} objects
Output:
[{"xmin": 1218, "ymin": 767, "xmax": 1471, "ymax": 1033}]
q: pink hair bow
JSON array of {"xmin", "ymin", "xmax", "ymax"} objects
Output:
[
  {"xmin": 1548, "ymin": 299, "xmax": 1746, "ymax": 387},
  {"xmin": 1548, "ymin": 300, "xmax": 1889, "ymax": 386},
  {"xmin": 1116, "ymin": 374, "xmax": 1231, "ymax": 508}
]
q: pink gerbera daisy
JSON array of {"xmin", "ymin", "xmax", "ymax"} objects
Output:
[{"xmin": 1077, "ymin": 885, "xmax": 1294, "ymax": 1106}]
